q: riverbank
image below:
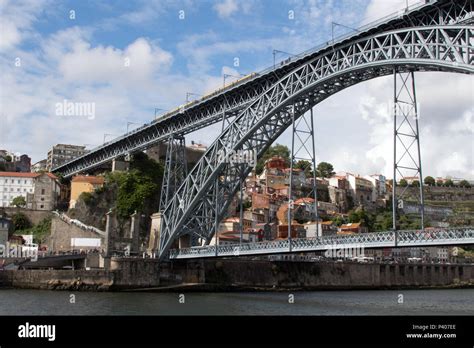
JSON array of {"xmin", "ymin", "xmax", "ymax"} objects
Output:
[{"xmin": 1, "ymin": 258, "xmax": 473, "ymax": 291}]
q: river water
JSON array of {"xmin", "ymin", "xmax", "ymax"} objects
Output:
[{"xmin": 0, "ymin": 289, "xmax": 473, "ymax": 315}]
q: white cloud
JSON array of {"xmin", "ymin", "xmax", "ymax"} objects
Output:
[
  {"xmin": 0, "ymin": 0, "xmax": 51, "ymax": 51},
  {"xmin": 214, "ymin": 0, "xmax": 239, "ymax": 18},
  {"xmin": 58, "ymin": 36, "xmax": 172, "ymax": 84},
  {"xmin": 363, "ymin": 0, "xmax": 419, "ymax": 24}
]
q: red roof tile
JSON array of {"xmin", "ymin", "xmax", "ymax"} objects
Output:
[
  {"xmin": 72, "ymin": 175, "xmax": 105, "ymax": 184},
  {"xmin": 0, "ymin": 172, "xmax": 38, "ymax": 178}
]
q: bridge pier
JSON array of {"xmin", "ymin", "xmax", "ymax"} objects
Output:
[
  {"xmin": 129, "ymin": 211, "xmax": 141, "ymax": 254},
  {"xmin": 392, "ymin": 69, "xmax": 425, "ymax": 230},
  {"xmin": 179, "ymin": 235, "xmax": 191, "ymax": 249},
  {"xmin": 148, "ymin": 212, "xmax": 162, "ymax": 257},
  {"xmin": 104, "ymin": 209, "xmax": 116, "ymax": 257}
]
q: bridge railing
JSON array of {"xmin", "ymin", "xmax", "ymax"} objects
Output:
[
  {"xmin": 168, "ymin": 227, "xmax": 474, "ymax": 259},
  {"xmin": 397, "ymin": 227, "xmax": 474, "ymax": 245},
  {"xmin": 258, "ymin": 0, "xmax": 430, "ymax": 76}
]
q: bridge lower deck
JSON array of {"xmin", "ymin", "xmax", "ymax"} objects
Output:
[{"xmin": 168, "ymin": 227, "xmax": 474, "ymax": 259}]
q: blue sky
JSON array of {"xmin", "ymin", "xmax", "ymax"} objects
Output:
[{"xmin": 0, "ymin": 0, "xmax": 473, "ymax": 179}]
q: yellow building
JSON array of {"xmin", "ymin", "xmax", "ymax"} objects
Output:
[{"xmin": 70, "ymin": 175, "xmax": 105, "ymax": 208}]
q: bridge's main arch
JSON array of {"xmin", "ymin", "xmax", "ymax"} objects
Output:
[{"xmin": 158, "ymin": 25, "xmax": 474, "ymax": 259}]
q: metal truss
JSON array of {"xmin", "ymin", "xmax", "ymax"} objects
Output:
[
  {"xmin": 53, "ymin": 0, "xmax": 473, "ymax": 178},
  {"xmin": 158, "ymin": 25, "xmax": 474, "ymax": 260},
  {"xmin": 288, "ymin": 106, "xmax": 319, "ymax": 250},
  {"xmin": 159, "ymin": 135, "xmax": 187, "ymax": 212},
  {"xmin": 392, "ymin": 70, "xmax": 425, "ymax": 231},
  {"xmin": 168, "ymin": 227, "xmax": 474, "ymax": 259}
]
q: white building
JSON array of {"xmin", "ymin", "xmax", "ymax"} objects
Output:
[
  {"xmin": 0, "ymin": 172, "xmax": 35, "ymax": 207},
  {"xmin": 364, "ymin": 174, "xmax": 387, "ymax": 201},
  {"xmin": 0, "ymin": 172, "xmax": 60, "ymax": 210}
]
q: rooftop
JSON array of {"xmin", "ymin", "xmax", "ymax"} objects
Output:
[
  {"xmin": 0, "ymin": 172, "xmax": 58, "ymax": 180},
  {"xmin": 72, "ymin": 175, "xmax": 105, "ymax": 185}
]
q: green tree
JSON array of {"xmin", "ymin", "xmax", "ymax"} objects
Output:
[
  {"xmin": 19, "ymin": 217, "xmax": 52, "ymax": 244},
  {"xmin": 411, "ymin": 180, "xmax": 420, "ymax": 187},
  {"xmin": 5, "ymin": 155, "xmax": 12, "ymax": 162},
  {"xmin": 348, "ymin": 207, "xmax": 373, "ymax": 230},
  {"xmin": 107, "ymin": 171, "xmax": 158, "ymax": 219},
  {"xmin": 399, "ymin": 179, "xmax": 408, "ymax": 187},
  {"xmin": 373, "ymin": 211, "xmax": 393, "ymax": 231},
  {"xmin": 316, "ymin": 162, "xmax": 335, "ymax": 178},
  {"xmin": 294, "ymin": 160, "xmax": 313, "ymax": 176},
  {"xmin": 444, "ymin": 179, "xmax": 454, "ymax": 187},
  {"xmin": 105, "ymin": 154, "xmax": 163, "ymax": 219},
  {"xmin": 459, "ymin": 180, "xmax": 471, "ymax": 188},
  {"xmin": 424, "ymin": 176, "xmax": 435, "ymax": 186},
  {"xmin": 436, "ymin": 179, "xmax": 444, "ymax": 186},
  {"xmin": 11, "ymin": 196, "xmax": 26, "ymax": 207},
  {"xmin": 79, "ymin": 192, "xmax": 94, "ymax": 206},
  {"xmin": 255, "ymin": 144, "xmax": 290, "ymax": 174},
  {"xmin": 331, "ymin": 215, "xmax": 346, "ymax": 227},
  {"xmin": 130, "ymin": 152, "xmax": 163, "ymax": 179},
  {"xmin": 12, "ymin": 212, "xmax": 31, "ymax": 231}
]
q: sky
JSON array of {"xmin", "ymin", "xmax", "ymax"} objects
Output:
[{"xmin": 0, "ymin": 0, "xmax": 473, "ymax": 179}]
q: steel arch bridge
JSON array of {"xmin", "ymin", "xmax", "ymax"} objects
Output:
[
  {"xmin": 53, "ymin": 0, "xmax": 473, "ymax": 178},
  {"xmin": 158, "ymin": 23, "xmax": 474, "ymax": 259},
  {"xmin": 51, "ymin": 0, "xmax": 474, "ymax": 260}
]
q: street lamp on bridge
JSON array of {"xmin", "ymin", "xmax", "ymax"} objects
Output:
[
  {"xmin": 103, "ymin": 133, "xmax": 118, "ymax": 144},
  {"xmin": 185, "ymin": 92, "xmax": 202, "ymax": 103},
  {"xmin": 272, "ymin": 49, "xmax": 297, "ymax": 69},
  {"xmin": 154, "ymin": 108, "xmax": 166, "ymax": 118},
  {"xmin": 223, "ymin": 73, "xmax": 244, "ymax": 87},
  {"xmin": 126, "ymin": 121, "xmax": 141, "ymax": 133},
  {"xmin": 331, "ymin": 22, "xmax": 360, "ymax": 45}
]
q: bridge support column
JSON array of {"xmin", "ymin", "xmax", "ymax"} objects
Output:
[
  {"xmin": 129, "ymin": 211, "xmax": 141, "ymax": 254},
  {"xmin": 288, "ymin": 104, "xmax": 320, "ymax": 249},
  {"xmin": 159, "ymin": 134, "xmax": 187, "ymax": 212},
  {"xmin": 112, "ymin": 158, "xmax": 130, "ymax": 172},
  {"xmin": 392, "ymin": 69, "xmax": 425, "ymax": 232},
  {"xmin": 179, "ymin": 235, "xmax": 191, "ymax": 249},
  {"xmin": 104, "ymin": 209, "xmax": 117, "ymax": 257},
  {"xmin": 148, "ymin": 212, "xmax": 162, "ymax": 257}
]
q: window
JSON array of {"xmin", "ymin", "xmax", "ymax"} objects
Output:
[
  {"xmin": 41, "ymin": 189, "xmax": 45, "ymax": 195},
  {"xmin": 11, "ymin": 179, "xmax": 14, "ymax": 183},
  {"xmin": 17, "ymin": 180, "xmax": 20, "ymax": 184},
  {"xmin": 41, "ymin": 197, "xmax": 44, "ymax": 201},
  {"xmin": 17, "ymin": 188, "xmax": 20, "ymax": 192},
  {"xmin": 40, "ymin": 204, "xmax": 44, "ymax": 209}
]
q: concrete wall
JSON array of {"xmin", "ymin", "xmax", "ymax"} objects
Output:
[
  {"xmin": 396, "ymin": 186, "xmax": 474, "ymax": 201},
  {"xmin": 3, "ymin": 208, "xmax": 51, "ymax": 225},
  {"xmin": 48, "ymin": 217, "xmax": 105, "ymax": 252},
  {"xmin": 1, "ymin": 259, "xmax": 473, "ymax": 291},
  {"xmin": 201, "ymin": 260, "xmax": 474, "ymax": 290},
  {"xmin": 0, "ymin": 260, "xmax": 162, "ymax": 290},
  {"xmin": 0, "ymin": 270, "xmax": 114, "ymax": 291}
]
